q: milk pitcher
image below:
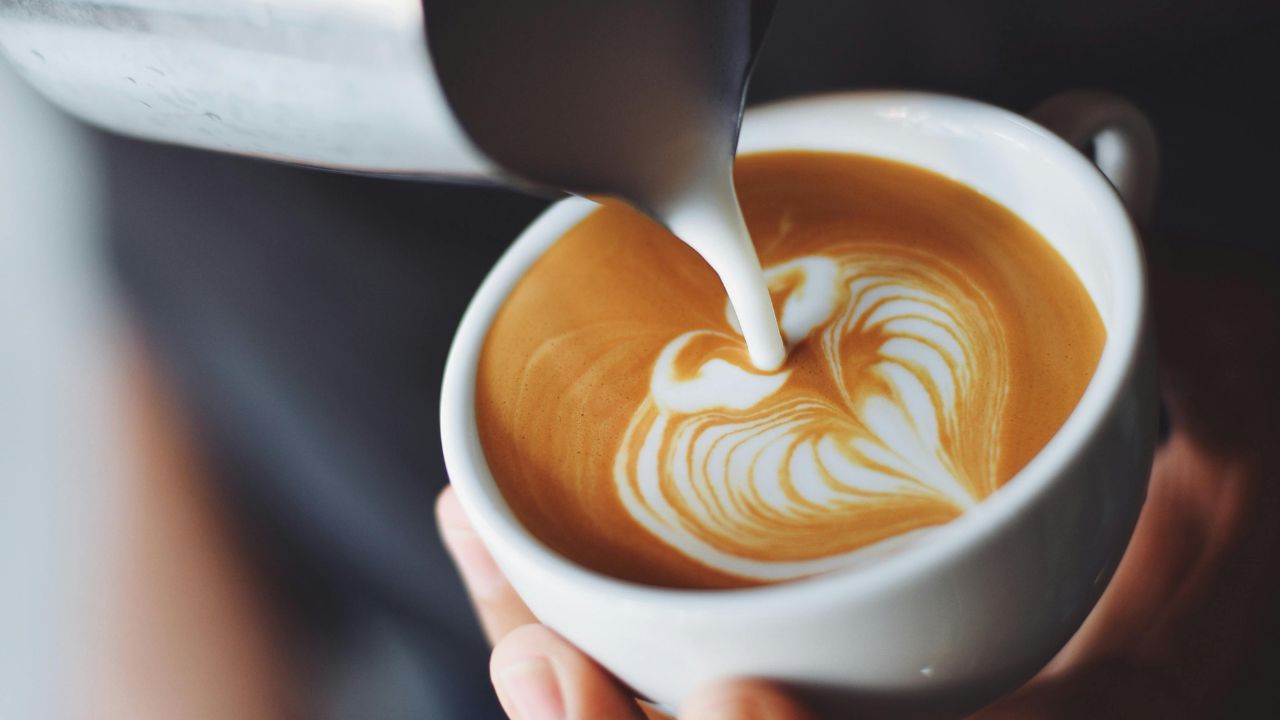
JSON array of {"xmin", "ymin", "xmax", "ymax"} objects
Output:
[{"xmin": 0, "ymin": 0, "xmax": 775, "ymax": 210}]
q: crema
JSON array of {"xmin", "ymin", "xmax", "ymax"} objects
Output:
[{"xmin": 476, "ymin": 151, "xmax": 1105, "ymax": 589}]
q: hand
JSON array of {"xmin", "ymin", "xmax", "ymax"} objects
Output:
[
  {"xmin": 440, "ymin": 242, "xmax": 1280, "ymax": 719},
  {"xmin": 972, "ymin": 241, "xmax": 1280, "ymax": 718},
  {"xmin": 436, "ymin": 488, "xmax": 813, "ymax": 720}
]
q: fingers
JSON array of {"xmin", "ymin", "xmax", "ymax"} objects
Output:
[
  {"xmin": 680, "ymin": 679, "xmax": 814, "ymax": 720},
  {"xmin": 437, "ymin": 486, "xmax": 537, "ymax": 644},
  {"xmin": 441, "ymin": 487, "xmax": 811, "ymax": 719},
  {"xmin": 491, "ymin": 624, "xmax": 645, "ymax": 720}
]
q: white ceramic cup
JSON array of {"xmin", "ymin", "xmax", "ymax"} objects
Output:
[{"xmin": 441, "ymin": 91, "xmax": 1160, "ymax": 718}]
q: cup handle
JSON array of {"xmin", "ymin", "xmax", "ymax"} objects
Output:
[{"xmin": 1030, "ymin": 90, "xmax": 1159, "ymax": 226}]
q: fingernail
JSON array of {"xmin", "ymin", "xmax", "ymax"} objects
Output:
[
  {"xmin": 497, "ymin": 658, "xmax": 565, "ymax": 720},
  {"xmin": 442, "ymin": 526, "xmax": 507, "ymax": 598}
]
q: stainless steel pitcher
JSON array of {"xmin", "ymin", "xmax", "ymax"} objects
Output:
[{"xmin": 0, "ymin": 0, "xmax": 775, "ymax": 214}]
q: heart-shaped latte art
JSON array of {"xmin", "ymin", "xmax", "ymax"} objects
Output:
[{"xmin": 614, "ymin": 244, "xmax": 1009, "ymax": 581}]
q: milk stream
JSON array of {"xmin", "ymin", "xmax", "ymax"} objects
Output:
[{"xmin": 663, "ymin": 175, "xmax": 786, "ymax": 371}]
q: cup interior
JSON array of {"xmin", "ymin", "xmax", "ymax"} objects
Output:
[{"xmin": 441, "ymin": 91, "xmax": 1145, "ymax": 601}]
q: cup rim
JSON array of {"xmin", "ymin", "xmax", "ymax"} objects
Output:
[{"xmin": 440, "ymin": 90, "xmax": 1147, "ymax": 609}]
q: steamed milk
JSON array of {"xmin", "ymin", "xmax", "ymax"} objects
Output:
[
  {"xmin": 476, "ymin": 152, "xmax": 1105, "ymax": 589},
  {"xmin": 663, "ymin": 176, "xmax": 787, "ymax": 371}
]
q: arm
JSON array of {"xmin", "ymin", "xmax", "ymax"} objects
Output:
[{"xmin": 78, "ymin": 341, "xmax": 296, "ymax": 720}]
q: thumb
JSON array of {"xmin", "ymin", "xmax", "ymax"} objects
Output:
[{"xmin": 680, "ymin": 679, "xmax": 813, "ymax": 720}]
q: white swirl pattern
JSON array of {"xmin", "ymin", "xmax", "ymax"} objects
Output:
[{"xmin": 614, "ymin": 247, "xmax": 1009, "ymax": 582}]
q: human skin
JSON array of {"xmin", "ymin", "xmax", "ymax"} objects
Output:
[{"xmin": 80, "ymin": 341, "xmax": 296, "ymax": 720}]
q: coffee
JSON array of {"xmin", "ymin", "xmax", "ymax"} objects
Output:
[{"xmin": 476, "ymin": 151, "xmax": 1105, "ymax": 589}]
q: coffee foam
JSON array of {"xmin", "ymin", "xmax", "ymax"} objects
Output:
[
  {"xmin": 476, "ymin": 151, "xmax": 1105, "ymax": 589},
  {"xmin": 617, "ymin": 247, "xmax": 1006, "ymax": 581}
]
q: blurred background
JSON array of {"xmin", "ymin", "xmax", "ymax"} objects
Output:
[{"xmin": 2, "ymin": 1, "xmax": 1278, "ymax": 719}]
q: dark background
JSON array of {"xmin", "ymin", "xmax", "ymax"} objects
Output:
[{"xmin": 100, "ymin": 1, "xmax": 1279, "ymax": 717}]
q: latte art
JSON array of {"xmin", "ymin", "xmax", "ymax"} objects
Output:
[
  {"xmin": 476, "ymin": 151, "xmax": 1105, "ymax": 589},
  {"xmin": 618, "ymin": 248, "xmax": 1008, "ymax": 581}
]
